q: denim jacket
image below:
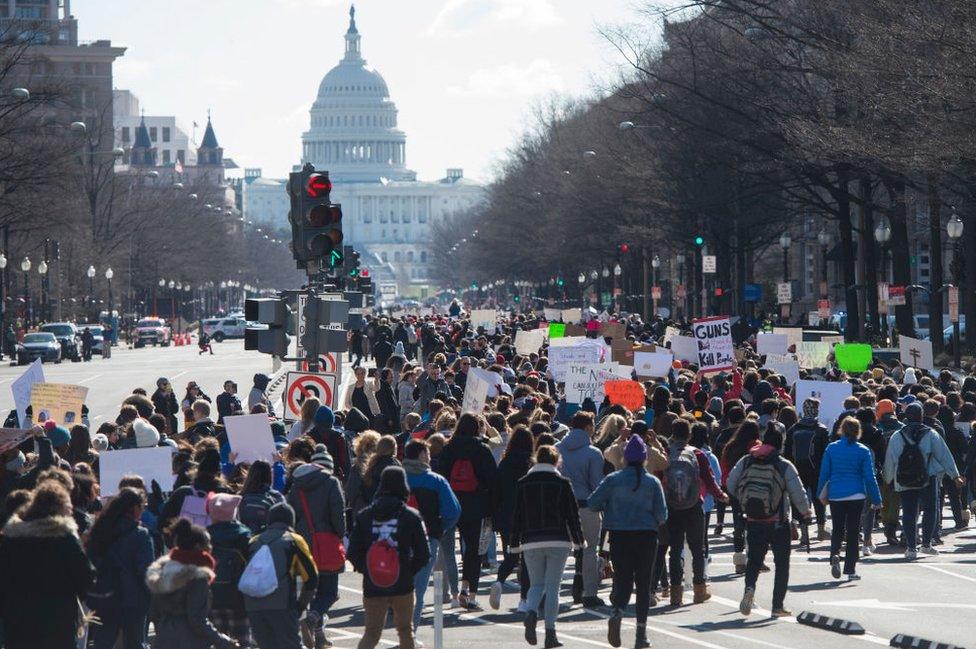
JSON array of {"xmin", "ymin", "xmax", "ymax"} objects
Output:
[{"xmin": 586, "ymin": 467, "xmax": 668, "ymax": 532}]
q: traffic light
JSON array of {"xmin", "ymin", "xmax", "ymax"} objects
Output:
[
  {"xmin": 299, "ymin": 295, "xmax": 350, "ymax": 364},
  {"xmin": 287, "ymin": 163, "xmax": 344, "ymax": 271},
  {"xmin": 243, "ymin": 297, "xmax": 290, "ymax": 356},
  {"xmin": 344, "ymin": 245, "xmax": 361, "ymax": 277},
  {"xmin": 618, "ymin": 243, "xmax": 630, "ymax": 254},
  {"xmin": 556, "ymin": 277, "xmax": 565, "ymax": 287},
  {"xmin": 694, "ymin": 235, "xmax": 705, "ymax": 247}
]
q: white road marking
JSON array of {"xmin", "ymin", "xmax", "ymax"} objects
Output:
[
  {"xmin": 920, "ymin": 564, "xmax": 976, "ymax": 584},
  {"xmin": 77, "ymin": 374, "xmax": 102, "ymax": 384}
]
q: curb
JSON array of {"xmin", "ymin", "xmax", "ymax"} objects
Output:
[
  {"xmin": 889, "ymin": 635, "xmax": 966, "ymax": 649},
  {"xmin": 796, "ymin": 611, "xmax": 865, "ymax": 635}
]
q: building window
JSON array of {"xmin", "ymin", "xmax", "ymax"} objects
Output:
[
  {"xmin": 162, "ymin": 150, "xmax": 171, "ymax": 165},
  {"xmin": 418, "ymin": 211, "xmax": 427, "ymax": 223},
  {"xmin": 407, "ymin": 251, "xmax": 414, "ymax": 262},
  {"xmin": 394, "ymin": 251, "xmax": 402, "ymax": 262},
  {"xmin": 420, "ymin": 251, "xmax": 428, "ymax": 263},
  {"xmin": 390, "ymin": 212, "xmax": 398, "ymax": 223},
  {"xmin": 403, "ymin": 211, "xmax": 411, "ymax": 223},
  {"xmin": 177, "ymin": 150, "xmax": 185, "ymax": 163},
  {"xmin": 121, "ymin": 127, "xmax": 130, "ymax": 143},
  {"xmin": 379, "ymin": 212, "xmax": 388, "ymax": 224},
  {"xmin": 149, "ymin": 127, "xmax": 157, "ymax": 142},
  {"xmin": 162, "ymin": 127, "xmax": 171, "ymax": 143}
]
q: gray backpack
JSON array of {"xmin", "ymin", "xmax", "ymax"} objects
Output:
[{"xmin": 664, "ymin": 445, "xmax": 701, "ymax": 510}]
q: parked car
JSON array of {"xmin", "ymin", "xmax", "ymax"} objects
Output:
[
  {"xmin": 39, "ymin": 322, "xmax": 80, "ymax": 361},
  {"xmin": 16, "ymin": 332, "xmax": 61, "ymax": 365},
  {"xmin": 76, "ymin": 324, "xmax": 105, "ymax": 355},
  {"xmin": 201, "ymin": 316, "xmax": 265, "ymax": 342},
  {"xmin": 134, "ymin": 318, "xmax": 171, "ymax": 348},
  {"xmin": 943, "ymin": 320, "xmax": 967, "ymax": 345}
]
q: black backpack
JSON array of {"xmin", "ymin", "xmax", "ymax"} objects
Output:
[
  {"xmin": 211, "ymin": 543, "xmax": 247, "ymax": 600},
  {"xmin": 239, "ymin": 490, "xmax": 280, "ymax": 534},
  {"xmin": 896, "ymin": 430, "xmax": 928, "ymax": 489},
  {"xmin": 791, "ymin": 426, "xmax": 816, "ymax": 471}
]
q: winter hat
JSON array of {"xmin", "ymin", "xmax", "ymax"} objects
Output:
[
  {"xmin": 310, "ymin": 444, "xmax": 334, "ymax": 473},
  {"xmin": 394, "ymin": 341, "xmax": 406, "ymax": 356},
  {"xmin": 132, "ymin": 418, "xmax": 160, "ymax": 448},
  {"xmin": 314, "ymin": 405, "xmax": 335, "ymax": 428},
  {"xmin": 802, "ymin": 398, "xmax": 820, "ymax": 419},
  {"xmin": 623, "ymin": 434, "xmax": 648, "ymax": 464},
  {"xmin": 268, "ymin": 502, "xmax": 295, "ymax": 528},
  {"xmin": 343, "ymin": 408, "xmax": 371, "ymax": 433},
  {"xmin": 903, "ymin": 368, "xmax": 918, "ymax": 385},
  {"xmin": 905, "ymin": 402, "xmax": 923, "ymax": 422},
  {"xmin": 495, "ymin": 354, "xmax": 506, "ymax": 365},
  {"xmin": 708, "ymin": 397, "xmax": 724, "ymax": 416},
  {"xmin": 207, "ymin": 494, "xmax": 241, "ymax": 523},
  {"xmin": 270, "ymin": 420, "xmax": 287, "ymax": 441},
  {"xmin": 156, "ymin": 377, "xmax": 169, "ymax": 388},
  {"xmin": 91, "ymin": 433, "xmax": 109, "ymax": 452},
  {"xmin": 876, "ymin": 399, "xmax": 895, "ymax": 419},
  {"xmin": 378, "ymin": 465, "xmax": 410, "ymax": 501},
  {"xmin": 198, "ymin": 448, "xmax": 222, "ymax": 476},
  {"xmin": 5, "ymin": 451, "xmax": 25, "ymax": 471},
  {"xmin": 47, "ymin": 425, "xmax": 71, "ymax": 449}
]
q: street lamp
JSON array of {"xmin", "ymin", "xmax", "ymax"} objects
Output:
[
  {"xmin": 602, "ymin": 267, "xmax": 610, "ymax": 279},
  {"xmin": 590, "ymin": 270, "xmax": 598, "ymax": 281},
  {"xmin": 105, "ymin": 267, "xmax": 114, "ymax": 317},
  {"xmin": 0, "ymin": 253, "xmax": 5, "ymax": 358},
  {"xmin": 651, "ymin": 255, "xmax": 661, "ymax": 317},
  {"xmin": 779, "ymin": 233, "xmax": 791, "ymax": 283},
  {"xmin": 20, "ymin": 257, "xmax": 30, "ymax": 327},
  {"xmin": 817, "ymin": 229, "xmax": 832, "ymax": 297},
  {"xmin": 37, "ymin": 261, "xmax": 47, "ymax": 323},
  {"xmin": 874, "ymin": 217, "xmax": 892, "ymax": 337},
  {"xmin": 613, "ymin": 263, "xmax": 622, "ymax": 277},
  {"xmin": 11, "ymin": 87, "xmax": 29, "ymax": 100},
  {"xmin": 947, "ymin": 209, "xmax": 964, "ymax": 367}
]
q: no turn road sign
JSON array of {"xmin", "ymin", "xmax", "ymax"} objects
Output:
[{"xmin": 284, "ymin": 371, "xmax": 338, "ymax": 421}]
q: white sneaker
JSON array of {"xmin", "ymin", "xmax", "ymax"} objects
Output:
[
  {"xmin": 904, "ymin": 549, "xmax": 918, "ymax": 560},
  {"xmin": 449, "ymin": 596, "xmax": 460, "ymax": 609},
  {"xmin": 517, "ymin": 599, "xmax": 529, "ymax": 613},
  {"xmin": 862, "ymin": 545, "xmax": 873, "ymax": 557},
  {"xmin": 489, "ymin": 581, "xmax": 503, "ymax": 610},
  {"xmin": 415, "ymin": 639, "xmax": 425, "ymax": 648},
  {"xmin": 919, "ymin": 545, "xmax": 939, "ymax": 556}
]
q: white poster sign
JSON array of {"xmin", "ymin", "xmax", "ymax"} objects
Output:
[
  {"xmin": 634, "ymin": 351, "xmax": 674, "ymax": 378},
  {"xmin": 543, "ymin": 308, "xmax": 561, "ymax": 322},
  {"xmin": 702, "ymin": 255, "xmax": 716, "ymax": 273},
  {"xmin": 795, "ymin": 380, "xmax": 852, "ymax": 430},
  {"xmin": 565, "ymin": 363, "xmax": 616, "ymax": 404},
  {"xmin": 757, "ymin": 333, "xmax": 788, "ymax": 356},
  {"xmin": 224, "ymin": 414, "xmax": 276, "ymax": 465},
  {"xmin": 11, "ymin": 359, "xmax": 44, "ymax": 428},
  {"xmin": 692, "ymin": 316, "xmax": 735, "ymax": 373},
  {"xmin": 777, "ymin": 282, "xmax": 792, "ymax": 304},
  {"xmin": 461, "ymin": 371, "xmax": 489, "ymax": 414},
  {"xmin": 470, "ymin": 309, "xmax": 497, "ymax": 333},
  {"xmin": 773, "ymin": 327, "xmax": 804, "ymax": 351},
  {"xmin": 514, "ymin": 329, "xmax": 547, "ymax": 356},
  {"xmin": 899, "ymin": 335, "xmax": 934, "ymax": 372},
  {"xmin": 795, "ymin": 341, "xmax": 831, "ymax": 369},
  {"xmin": 99, "ymin": 447, "xmax": 175, "ymax": 497},
  {"xmin": 548, "ymin": 343, "xmax": 603, "ymax": 382},
  {"xmin": 763, "ymin": 355, "xmax": 800, "ymax": 386},
  {"xmin": 669, "ymin": 335, "xmax": 699, "ymax": 363},
  {"xmin": 561, "ymin": 308, "xmax": 582, "ymax": 324},
  {"xmin": 664, "ymin": 326, "xmax": 680, "ymax": 346}
]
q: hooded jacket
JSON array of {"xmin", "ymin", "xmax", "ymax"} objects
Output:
[
  {"xmin": 309, "ymin": 426, "xmax": 351, "ymax": 481},
  {"xmin": 816, "ymin": 438, "xmax": 883, "ymax": 504},
  {"xmin": 883, "ymin": 422, "xmax": 959, "ymax": 491},
  {"xmin": 146, "ymin": 555, "xmax": 232, "ymax": 649},
  {"xmin": 785, "ymin": 417, "xmax": 830, "ymax": 483},
  {"xmin": 0, "ymin": 515, "xmax": 95, "ymax": 648},
  {"xmin": 404, "ymin": 458, "xmax": 460, "ymax": 539},
  {"xmin": 726, "ymin": 444, "xmax": 810, "ymax": 523},
  {"xmin": 554, "ymin": 428, "xmax": 604, "ymax": 502},
  {"xmin": 347, "ymin": 494, "xmax": 431, "ymax": 597},
  {"xmin": 286, "ymin": 463, "xmax": 346, "ymax": 573},
  {"xmin": 243, "ymin": 521, "xmax": 318, "ymax": 613},
  {"xmin": 587, "ymin": 465, "xmax": 668, "ymax": 531}
]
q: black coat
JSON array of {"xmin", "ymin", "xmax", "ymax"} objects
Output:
[
  {"xmin": 436, "ymin": 435, "xmax": 497, "ymax": 521},
  {"xmin": 87, "ymin": 517, "xmax": 155, "ymax": 614},
  {"xmin": 510, "ymin": 466, "xmax": 583, "ymax": 551},
  {"xmin": 376, "ymin": 382, "xmax": 400, "ymax": 434},
  {"xmin": 348, "ymin": 495, "xmax": 431, "ymax": 598},
  {"xmin": 0, "ymin": 515, "xmax": 95, "ymax": 648},
  {"xmin": 492, "ymin": 450, "xmax": 533, "ymax": 534}
]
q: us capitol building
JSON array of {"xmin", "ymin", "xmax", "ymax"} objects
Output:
[{"xmin": 243, "ymin": 5, "xmax": 483, "ymax": 298}]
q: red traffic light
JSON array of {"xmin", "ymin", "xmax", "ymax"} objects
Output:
[
  {"xmin": 618, "ymin": 243, "xmax": 630, "ymax": 254},
  {"xmin": 306, "ymin": 173, "xmax": 332, "ymax": 198},
  {"xmin": 360, "ymin": 268, "xmax": 370, "ymax": 278}
]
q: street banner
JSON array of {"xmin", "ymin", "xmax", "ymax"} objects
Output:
[
  {"xmin": 777, "ymin": 282, "xmax": 792, "ymax": 304},
  {"xmin": 773, "ymin": 327, "xmax": 803, "ymax": 351},
  {"xmin": 470, "ymin": 309, "xmax": 497, "ymax": 333},
  {"xmin": 692, "ymin": 316, "xmax": 734, "ymax": 374},
  {"xmin": 670, "ymin": 335, "xmax": 699, "ymax": 363},
  {"xmin": 543, "ymin": 308, "xmax": 561, "ymax": 322},
  {"xmin": 796, "ymin": 379, "xmax": 852, "ymax": 430},
  {"xmin": 834, "ymin": 344, "xmax": 872, "ymax": 373},
  {"xmin": 702, "ymin": 255, "xmax": 716, "ymax": 273},
  {"xmin": 224, "ymin": 414, "xmax": 276, "ymax": 465},
  {"xmin": 548, "ymin": 322, "xmax": 566, "ymax": 339},
  {"xmin": 548, "ymin": 342, "xmax": 603, "ymax": 382},
  {"xmin": 887, "ymin": 285, "xmax": 906, "ymax": 306},
  {"xmin": 514, "ymin": 329, "xmax": 546, "ymax": 356},
  {"xmin": 795, "ymin": 341, "xmax": 831, "ymax": 369},
  {"xmin": 604, "ymin": 380, "xmax": 646, "ymax": 411},
  {"xmin": 284, "ymin": 371, "xmax": 338, "ymax": 421},
  {"xmin": 0, "ymin": 428, "xmax": 30, "ymax": 454},
  {"xmin": 565, "ymin": 363, "xmax": 615, "ymax": 404},
  {"xmin": 30, "ymin": 383, "xmax": 88, "ymax": 426},
  {"xmin": 99, "ymin": 447, "xmax": 175, "ymax": 497},
  {"xmin": 763, "ymin": 354, "xmax": 800, "ymax": 386},
  {"xmin": 899, "ymin": 335, "xmax": 934, "ymax": 372},
  {"xmin": 461, "ymin": 370, "xmax": 489, "ymax": 414},
  {"xmin": 11, "ymin": 359, "xmax": 44, "ymax": 428},
  {"xmin": 949, "ymin": 286, "xmax": 960, "ymax": 323},
  {"xmin": 757, "ymin": 333, "xmax": 788, "ymax": 356},
  {"xmin": 634, "ymin": 351, "xmax": 674, "ymax": 378}
]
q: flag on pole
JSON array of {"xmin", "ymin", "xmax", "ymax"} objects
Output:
[{"xmin": 174, "ymin": 158, "xmax": 184, "ymax": 174}]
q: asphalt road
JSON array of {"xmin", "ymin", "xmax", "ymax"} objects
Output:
[{"xmin": 1, "ymin": 344, "xmax": 971, "ymax": 648}]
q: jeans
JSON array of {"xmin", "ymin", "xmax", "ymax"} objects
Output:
[
  {"xmin": 90, "ymin": 607, "xmax": 147, "ymax": 649},
  {"xmin": 310, "ymin": 573, "xmax": 339, "ymax": 618},
  {"xmin": 439, "ymin": 525, "xmax": 459, "ymax": 596},
  {"xmin": 861, "ymin": 504, "xmax": 876, "ymax": 543},
  {"xmin": 943, "ymin": 476, "xmax": 965, "ymax": 527},
  {"xmin": 457, "ymin": 518, "xmax": 483, "ymax": 593},
  {"xmin": 412, "ymin": 539, "xmax": 440, "ymax": 630},
  {"xmin": 523, "ymin": 547, "xmax": 571, "ymax": 630},
  {"xmin": 667, "ymin": 503, "xmax": 706, "ymax": 586},
  {"xmin": 901, "ymin": 480, "xmax": 938, "ymax": 551},
  {"xmin": 730, "ymin": 498, "xmax": 746, "ymax": 553},
  {"xmin": 744, "ymin": 522, "xmax": 791, "ymax": 609},
  {"xmin": 359, "ymin": 593, "xmax": 414, "ymax": 649},
  {"xmin": 578, "ymin": 507, "xmax": 602, "ymax": 597},
  {"xmin": 609, "ymin": 530, "xmax": 657, "ymax": 625},
  {"xmin": 829, "ymin": 499, "xmax": 864, "ymax": 574}
]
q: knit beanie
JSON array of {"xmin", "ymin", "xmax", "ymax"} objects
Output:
[
  {"xmin": 905, "ymin": 402, "xmax": 923, "ymax": 422},
  {"xmin": 47, "ymin": 425, "xmax": 70, "ymax": 449},
  {"xmin": 133, "ymin": 418, "xmax": 160, "ymax": 448},
  {"xmin": 198, "ymin": 448, "xmax": 222, "ymax": 476},
  {"xmin": 268, "ymin": 502, "xmax": 295, "ymax": 527},
  {"xmin": 314, "ymin": 405, "xmax": 335, "ymax": 428},
  {"xmin": 207, "ymin": 494, "xmax": 241, "ymax": 523},
  {"xmin": 91, "ymin": 433, "xmax": 109, "ymax": 452},
  {"xmin": 378, "ymin": 465, "xmax": 410, "ymax": 501},
  {"xmin": 904, "ymin": 368, "xmax": 918, "ymax": 385},
  {"xmin": 876, "ymin": 399, "xmax": 895, "ymax": 419},
  {"xmin": 802, "ymin": 398, "xmax": 820, "ymax": 419},
  {"xmin": 311, "ymin": 444, "xmax": 334, "ymax": 473},
  {"xmin": 623, "ymin": 434, "xmax": 648, "ymax": 464}
]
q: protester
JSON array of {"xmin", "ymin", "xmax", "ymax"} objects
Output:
[{"xmin": 207, "ymin": 494, "xmax": 252, "ymax": 647}]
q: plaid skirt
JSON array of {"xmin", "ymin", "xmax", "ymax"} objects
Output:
[{"xmin": 210, "ymin": 608, "xmax": 251, "ymax": 646}]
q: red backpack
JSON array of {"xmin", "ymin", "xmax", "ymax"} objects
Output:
[
  {"xmin": 449, "ymin": 458, "xmax": 478, "ymax": 493},
  {"xmin": 366, "ymin": 520, "xmax": 401, "ymax": 588}
]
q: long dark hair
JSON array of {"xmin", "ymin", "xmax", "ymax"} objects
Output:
[
  {"xmin": 166, "ymin": 517, "xmax": 209, "ymax": 551},
  {"xmin": 722, "ymin": 420, "xmax": 761, "ymax": 467},
  {"xmin": 87, "ymin": 487, "xmax": 145, "ymax": 556},
  {"xmin": 241, "ymin": 460, "xmax": 273, "ymax": 494},
  {"xmin": 66, "ymin": 425, "xmax": 91, "ymax": 465},
  {"xmin": 502, "ymin": 425, "xmax": 535, "ymax": 462},
  {"xmin": 629, "ymin": 461, "xmax": 643, "ymax": 492}
]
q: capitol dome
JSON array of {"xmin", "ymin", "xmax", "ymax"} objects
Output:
[{"xmin": 302, "ymin": 5, "xmax": 415, "ymax": 183}]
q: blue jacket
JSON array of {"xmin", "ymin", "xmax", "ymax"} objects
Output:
[
  {"xmin": 816, "ymin": 439, "xmax": 882, "ymax": 504},
  {"xmin": 405, "ymin": 460, "xmax": 460, "ymax": 539},
  {"xmin": 702, "ymin": 448, "xmax": 721, "ymax": 513},
  {"xmin": 554, "ymin": 428, "xmax": 604, "ymax": 501},
  {"xmin": 586, "ymin": 467, "xmax": 668, "ymax": 531}
]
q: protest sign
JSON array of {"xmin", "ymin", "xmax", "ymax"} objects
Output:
[
  {"xmin": 613, "ymin": 342, "xmax": 654, "ymax": 367},
  {"xmin": 899, "ymin": 335, "xmax": 934, "ymax": 372},
  {"xmin": 11, "ymin": 359, "xmax": 43, "ymax": 428},
  {"xmin": 604, "ymin": 380, "xmax": 646, "ymax": 411},
  {"xmin": 469, "ymin": 367, "xmax": 507, "ymax": 398},
  {"xmin": 565, "ymin": 323, "xmax": 587, "ymax": 337},
  {"xmin": 599, "ymin": 321, "xmax": 626, "ymax": 340},
  {"xmin": 664, "ymin": 326, "xmax": 680, "ymax": 346},
  {"xmin": 543, "ymin": 308, "xmax": 561, "ymax": 322},
  {"xmin": 565, "ymin": 364, "xmax": 615, "ymax": 404},
  {"xmin": 670, "ymin": 335, "xmax": 699, "ymax": 363},
  {"xmin": 795, "ymin": 341, "xmax": 831, "ymax": 369},
  {"xmin": 692, "ymin": 316, "xmax": 734, "ymax": 373},
  {"xmin": 224, "ymin": 414, "xmax": 276, "ymax": 465},
  {"xmin": 30, "ymin": 383, "xmax": 88, "ymax": 425},
  {"xmin": 99, "ymin": 447, "xmax": 175, "ymax": 497},
  {"xmin": 470, "ymin": 309, "xmax": 497, "ymax": 333},
  {"xmin": 634, "ymin": 351, "xmax": 674, "ymax": 378},
  {"xmin": 0, "ymin": 428, "xmax": 30, "ymax": 453},
  {"xmin": 757, "ymin": 333, "xmax": 788, "ymax": 356},
  {"xmin": 763, "ymin": 354, "xmax": 800, "ymax": 386},
  {"xmin": 796, "ymin": 380, "xmax": 852, "ymax": 429},
  {"xmin": 514, "ymin": 329, "xmax": 546, "ymax": 356},
  {"xmin": 561, "ymin": 308, "xmax": 582, "ymax": 324},
  {"xmin": 773, "ymin": 327, "xmax": 804, "ymax": 351},
  {"xmin": 548, "ymin": 343, "xmax": 603, "ymax": 381},
  {"xmin": 461, "ymin": 370, "xmax": 489, "ymax": 414},
  {"xmin": 548, "ymin": 322, "xmax": 566, "ymax": 339},
  {"xmin": 834, "ymin": 344, "xmax": 872, "ymax": 373},
  {"xmin": 821, "ymin": 335, "xmax": 845, "ymax": 346}
]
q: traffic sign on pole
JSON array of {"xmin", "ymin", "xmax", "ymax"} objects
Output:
[
  {"xmin": 284, "ymin": 371, "xmax": 338, "ymax": 420},
  {"xmin": 949, "ymin": 286, "xmax": 959, "ymax": 323},
  {"xmin": 702, "ymin": 255, "xmax": 717, "ymax": 274}
]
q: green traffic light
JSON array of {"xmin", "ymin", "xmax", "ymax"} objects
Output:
[
  {"xmin": 557, "ymin": 279, "xmax": 565, "ymax": 287},
  {"xmin": 329, "ymin": 249, "xmax": 344, "ymax": 268},
  {"xmin": 514, "ymin": 295, "xmax": 520, "ymax": 302},
  {"xmin": 694, "ymin": 236, "xmax": 704, "ymax": 246}
]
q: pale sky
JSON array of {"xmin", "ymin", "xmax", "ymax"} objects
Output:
[{"xmin": 76, "ymin": 0, "xmax": 663, "ymax": 183}]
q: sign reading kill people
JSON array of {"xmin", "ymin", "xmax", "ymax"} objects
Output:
[{"xmin": 692, "ymin": 316, "xmax": 735, "ymax": 374}]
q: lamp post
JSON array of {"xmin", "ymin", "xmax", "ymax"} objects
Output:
[
  {"xmin": 947, "ymin": 209, "xmax": 964, "ymax": 367},
  {"xmin": 817, "ymin": 229, "xmax": 832, "ymax": 298},
  {"xmin": 87, "ymin": 265, "xmax": 96, "ymax": 316},
  {"xmin": 875, "ymin": 217, "xmax": 892, "ymax": 339},
  {"xmin": 105, "ymin": 268, "xmax": 114, "ymax": 318},
  {"xmin": 20, "ymin": 257, "xmax": 30, "ymax": 328},
  {"xmin": 651, "ymin": 255, "xmax": 661, "ymax": 317},
  {"xmin": 779, "ymin": 233, "xmax": 791, "ymax": 283},
  {"xmin": 0, "ymin": 253, "xmax": 6, "ymax": 358},
  {"xmin": 37, "ymin": 260, "xmax": 48, "ymax": 324},
  {"xmin": 676, "ymin": 253, "xmax": 685, "ymax": 320},
  {"xmin": 613, "ymin": 263, "xmax": 622, "ymax": 313}
]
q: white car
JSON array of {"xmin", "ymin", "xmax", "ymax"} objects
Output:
[{"xmin": 201, "ymin": 316, "xmax": 266, "ymax": 342}]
